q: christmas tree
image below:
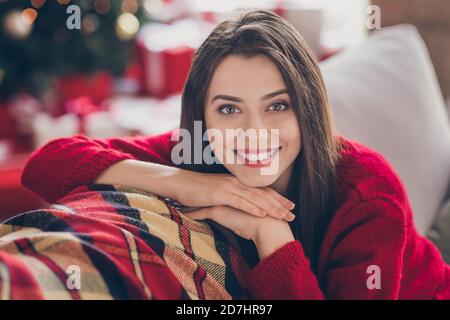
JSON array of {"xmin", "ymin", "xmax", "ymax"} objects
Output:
[{"xmin": 0, "ymin": 0, "xmax": 147, "ymax": 102}]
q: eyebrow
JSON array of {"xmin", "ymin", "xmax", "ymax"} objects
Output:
[{"xmin": 211, "ymin": 88, "xmax": 288, "ymax": 103}]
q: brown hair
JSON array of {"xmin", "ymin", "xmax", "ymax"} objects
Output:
[{"xmin": 179, "ymin": 10, "xmax": 341, "ymax": 270}]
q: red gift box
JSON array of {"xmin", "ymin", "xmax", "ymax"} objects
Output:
[
  {"xmin": 136, "ymin": 19, "xmax": 213, "ymax": 98},
  {"xmin": 0, "ymin": 105, "xmax": 16, "ymax": 140},
  {"xmin": 165, "ymin": 46, "xmax": 194, "ymax": 95},
  {"xmin": 136, "ymin": 40, "xmax": 194, "ymax": 98},
  {"xmin": 55, "ymin": 71, "xmax": 113, "ymax": 107}
]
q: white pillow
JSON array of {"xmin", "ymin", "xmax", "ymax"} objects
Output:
[{"xmin": 320, "ymin": 24, "xmax": 450, "ymax": 235}]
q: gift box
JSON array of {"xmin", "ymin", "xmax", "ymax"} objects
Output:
[
  {"xmin": 136, "ymin": 19, "xmax": 214, "ymax": 98},
  {"xmin": 55, "ymin": 71, "xmax": 113, "ymax": 107},
  {"xmin": 0, "ymin": 105, "xmax": 16, "ymax": 141},
  {"xmin": 30, "ymin": 96, "xmax": 126, "ymax": 148}
]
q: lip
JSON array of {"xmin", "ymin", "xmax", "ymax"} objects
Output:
[{"xmin": 234, "ymin": 146, "xmax": 281, "ymax": 168}]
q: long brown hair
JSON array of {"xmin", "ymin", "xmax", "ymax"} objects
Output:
[{"xmin": 179, "ymin": 10, "xmax": 341, "ymax": 270}]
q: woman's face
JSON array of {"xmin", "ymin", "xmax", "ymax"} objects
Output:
[{"xmin": 204, "ymin": 54, "xmax": 301, "ymax": 194}]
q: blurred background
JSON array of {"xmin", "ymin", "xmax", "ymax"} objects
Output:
[{"xmin": 0, "ymin": 0, "xmax": 449, "ymax": 219}]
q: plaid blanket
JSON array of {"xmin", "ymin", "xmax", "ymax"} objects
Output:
[{"xmin": 0, "ymin": 184, "xmax": 252, "ymax": 300}]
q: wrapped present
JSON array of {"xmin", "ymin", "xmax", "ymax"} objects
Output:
[
  {"xmin": 0, "ymin": 104, "xmax": 16, "ymax": 141},
  {"xmin": 66, "ymin": 96, "xmax": 127, "ymax": 138},
  {"xmin": 31, "ymin": 96, "xmax": 126, "ymax": 148},
  {"xmin": 136, "ymin": 19, "xmax": 214, "ymax": 98},
  {"xmin": 31, "ymin": 112, "xmax": 79, "ymax": 148},
  {"xmin": 55, "ymin": 71, "xmax": 113, "ymax": 107},
  {"xmin": 66, "ymin": 96, "xmax": 103, "ymax": 135}
]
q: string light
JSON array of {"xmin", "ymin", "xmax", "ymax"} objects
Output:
[
  {"xmin": 121, "ymin": 0, "xmax": 138, "ymax": 14},
  {"xmin": 22, "ymin": 8, "xmax": 38, "ymax": 25},
  {"xmin": 31, "ymin": 0, "xmax": 46, "ymax": 9},
  {"xmin": 81, "ymin": 14, "xmax": 100, "ymax": 35},
  {"xmin": 3, "ymin": 10, "xmax": 33, "ymax": 39},
  {"xmin": 115, "ymin": 12, "xmax": 139, "ymax": 41},
  {"xmin": 95, "ymin": 0, "xmax": 111, "ymax": 15}
]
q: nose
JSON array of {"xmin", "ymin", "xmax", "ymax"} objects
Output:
[
  {"xmin": 244, "ymin": 112, "xmax": 267, "ymax": 132},
  {"xmin": 236, "ymin": 113, "xmax": 278, "ymax": 149}
]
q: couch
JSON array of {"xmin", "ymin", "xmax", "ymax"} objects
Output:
[{"xmin": 320, "ymin": 24, "xmax": 450, "ymax": 260}]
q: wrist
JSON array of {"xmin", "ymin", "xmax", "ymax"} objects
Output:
[{"xmin": 253, "ymin": 222, "xmax": 295, "ymax": 260}]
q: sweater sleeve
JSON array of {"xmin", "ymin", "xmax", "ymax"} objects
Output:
[
  {"xmin": 245, "ymin": 197, "xmax": 407, "ymax": 299},
  {"xmin": 21, "ymin": 130, "xmax": 177, "ymax": 203}
]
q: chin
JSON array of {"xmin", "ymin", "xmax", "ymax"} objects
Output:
[{"xmin": 231, "ymin": 169, "xmax": 280, "ymax": 188}]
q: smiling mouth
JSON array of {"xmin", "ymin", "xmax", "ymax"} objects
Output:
[{"xmin": 233, "ymin": 147, "xmax": 282, "ymax": 167}]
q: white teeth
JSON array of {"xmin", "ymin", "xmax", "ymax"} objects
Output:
[{"xmin": 236, "ymin": 149, "xmax": 278, "ymax": 161}]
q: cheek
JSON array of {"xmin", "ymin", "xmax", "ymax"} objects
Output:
[
  {"xmin": 204, "ymin": 121, "xmax": 231, "ymax": 164},
  {"xmin": 280, "ymin": 115, "xmax": 301, "ymax": 154},
  {"xmin": 204, "ymin": 109, "xmax": 214, "ymax": 131},
  {"xmin": 205, "ymin": 110, "xmax": 233, "ymax": 134},
  {"xmin": 205, "ymin": 111, "xmax": 242, "ymax": 149}
]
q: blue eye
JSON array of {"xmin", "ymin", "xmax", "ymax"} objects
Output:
[
  {"xmin": 219, "ymin": 105, "xmax": 241, "ymax": 115},
  {"xmin": 268, "ymin": 102, "xmax": 288, "ymax": 112}
]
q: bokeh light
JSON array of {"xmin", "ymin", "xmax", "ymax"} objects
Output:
[
  {"xmin": 115, "ymin": 12, "xmax": 139, "ymax": 41},
  {"xmin": 81, "ymin": 14, "xmax": 100, "ymax": 35},
  {"xmin": 121, "ymin": 0, "xmax": 139, "ymax": 14},
  {"xmin": 31, "ymin": 0, "xmax": 46, "ymax": 9},
  {"xmin": 3, "ymin": 10, "xmax": 33, "ymax": 39},
  {"xmin": 95, "ymin": 0, "xmax": 111, "ymax": 15},
  {"xmin": 22, "ymin": 8, "xmax": 38, "ymax": 25}
]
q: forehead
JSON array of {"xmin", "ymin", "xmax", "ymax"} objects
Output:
[{"xmin": 206, "ymin": 54, "xmax": 286, "ymax": 101}]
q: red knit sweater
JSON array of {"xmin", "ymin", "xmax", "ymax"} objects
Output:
[{"xmin": 21, "ymin": 130, "xmax": 450, "ymax": 299}]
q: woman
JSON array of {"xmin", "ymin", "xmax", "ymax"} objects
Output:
[{"xmin": 21, "ymin": 10, "xmax": 450, "ymax": 299}]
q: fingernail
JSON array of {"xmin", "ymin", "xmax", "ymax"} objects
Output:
[
  {"xmin": 286, "ymin": 213, "xmax": 296, "ymax": 221},
  {"xmin": 288, "ymin": 201, "xmax": 295, "ymax": 210}
]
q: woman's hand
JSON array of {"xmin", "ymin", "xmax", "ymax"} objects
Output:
[
  {"xmin": 168, "ymin": 169, "xmax": 296, "ymax": 222},
  {"xmin": 184, "ymin": 205, "xmax": 295, "ymax": 260}
]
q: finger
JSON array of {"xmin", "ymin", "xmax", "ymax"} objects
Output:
[
  {"xmin": 183, "ymin": 207, "xmax": 212, "ymax": 221},
  {"xmin": 231, "ymin": 178, "xmax": 294, "ymax": 219},
  {"xmin": 235, "ymin": 187, "xmax": 291, "ymax": 220},
  {"xmin": 224, "ymin": 193, "xmax": 267, "ymax": 217},
  {"xmin": 253, "ymin": 187, "xmax": 296, "ymax": 219},
  {"xmin": 257, "ymin": 187, "xmax": 295, "ymax": 222},
  {"xmin": 262, "ymin": 187, "xmax": 296, "ymax": 210},
  {"xmin": 185, "ymin": 206, "xmax": 231, "ymax": 226}
]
